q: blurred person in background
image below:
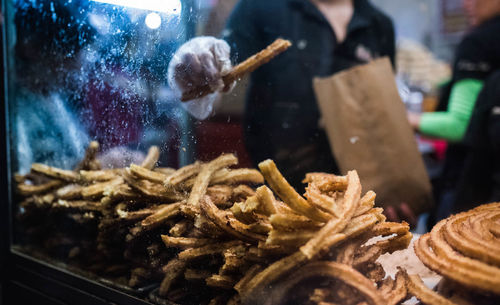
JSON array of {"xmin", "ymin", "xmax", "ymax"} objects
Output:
[
  {"xmin": 12, "ymin": 0, "xmax": 155, "ymax": 172},
  {"xmin": 12, "ymin": 0, "xmax": 93, "ymax": 173},
  {"xmin": 408, "ymin": 0, "xmax": 500, "ymax": 224},
  {"xmin": 167, "ymin": 0, "xmax": 415, "ymax": 221}
]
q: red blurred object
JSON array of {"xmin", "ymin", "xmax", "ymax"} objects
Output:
[
  {"xmin": 420, "ymin": 137, "xmax": 448, "ymax": 161},
  {"xmin": 195, "ymin": 119, "xmax": 252, "ymax": 168}
]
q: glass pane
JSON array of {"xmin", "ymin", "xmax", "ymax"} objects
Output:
[{"xmin": 7, "ymin": 0, "xmax": 205, "ymax": 296}]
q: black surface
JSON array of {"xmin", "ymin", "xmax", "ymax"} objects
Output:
[
  {"xmin": 5, "ymin": 251, "xmax": 155, "ymax": 305},
  {"xmin": 1, "ymin": 0, "xmax": 11, "ymax": 304}
]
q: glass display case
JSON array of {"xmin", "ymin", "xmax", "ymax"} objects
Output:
[{"xmin": 1, "ymin": 1, "xmax": 225, "ymax": 304}]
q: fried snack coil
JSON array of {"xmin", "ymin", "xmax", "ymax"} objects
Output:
[
  {"xmin": 414, "ymin": 204, "xmax": 500, "ymax": 295},
  {"xmin": 181, "ymin": 39, "xmax": 292, "ymax": 101}
]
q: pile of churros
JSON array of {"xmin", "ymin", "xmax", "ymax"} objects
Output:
[
  {"xmin": 18, "ymin": 142, "xmax": 468, "ymax": 305},
  {"xmin": 412, "ymin": 203, "xmax": 500, "ymax": 305}
]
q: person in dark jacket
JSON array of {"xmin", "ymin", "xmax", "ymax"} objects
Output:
[
  {"xmin": 451, "ymin": 71, "xmax": 500, "ymax": 214},
  {"xmin": 168, "ymin": 0, "xmax": 395, "ymax": 189}
]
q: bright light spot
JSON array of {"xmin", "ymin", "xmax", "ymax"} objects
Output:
[
  {"xmin": 91, "ymin": 0, "xmax": 182, "ymax": 14},
  {"xmin": 145, "ymin": 12, "xmax": 161, "ymax": 29}
]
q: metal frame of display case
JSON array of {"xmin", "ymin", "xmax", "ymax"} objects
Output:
[{"xmin": 0, "ymin": 0, "xmax": 197, "ymax": 304}]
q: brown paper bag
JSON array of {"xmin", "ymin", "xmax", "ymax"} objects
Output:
[{"xmin": 313, "ymin": 57, "xmax": 432, "ymax": 215}]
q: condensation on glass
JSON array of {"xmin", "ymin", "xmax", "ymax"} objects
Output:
[{"xmin": 5, "ymin": 0, "xmax": 219, "ymax": 299}]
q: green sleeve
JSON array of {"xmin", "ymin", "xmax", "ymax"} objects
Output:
[{"xmin": 419, "ymin": 79, "xmax": 484, "ymax": 142}]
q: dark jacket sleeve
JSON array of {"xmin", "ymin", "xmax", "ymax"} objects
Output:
[
  {"xmin": 378, "ymin": 14, "xmax": 396, "ymax": 69},
  {"xmin": 222, "ymin": 0, "xmax": 262, "ymax": 63}
]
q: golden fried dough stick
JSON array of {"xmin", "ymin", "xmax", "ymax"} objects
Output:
[
  {"xmin": 220, "ymin": 246, "xmax": 248, "ymax": 274},
  {"xmin": 335, "ymin": 240, "xmax": 362, "ymax": 266},
  {"xmin": 161, "ymin": 235, "xmax": 212, "ymax": 249},
  {"xmin": 123, "ymin": 169, "xmax": 185, "ymax": 201},
  {"xmin": 206, "ymin": 274, "xmax": 236, "ymax": 289},
  {"xmin": 255, "ymin": 186, "xmax": 278, "ymax": 216},
  {"xmin": 304, "ymin": 183, "xmax": 342, "ymax": 217},
  {"xmin": 404, "ymin": 271, "xmax": 456, "ymax": 305},
  {"xmin": 353, "ymin": 245, "xmax": 383, "ymax": 268},
  {"xmin": 207, "ymin": 185, "xmax": 233, "ymax": 208},
  {"xmin": 79, "ymin": 169, "xmax": 119, "ymax": 182},
  {"xmin": 102, "ymin": 183, "xmax": 140, "ymax": 201},
  {"xmin": 141, "ymin": 202, "xmax": 183, "ymax": 229},
  {"xmin": 371, "ymin": 221, "xmax": 410, "ymax": 237},
  {"xmin": 75, "ymin": 141, "xmax": 100, "ymax": 171},
  {"xmin": 234, "ymin": 264, "xmax": 263, "ymax": 294},
  {"xmin": 155, "ymin": 167, "xmax": 176, "ymax": 175},
  {"xmin": 169, "ymin": 219, "xmax": 192, "ymax": 237},
  {"xmin": 377, "ymin": 276, "xmax": 395, "ymax": 298},
  {"xmin": 230, "ymin": 201, "xmax": 259, "ymax": 224},
  {"xmin": 184, "ymin": 154, "xmax": 238, "ymax": 216},
  {"xmin": 81, "ymin": 177, "xmax": 124, "ymax": 199},
  {"xmin": 210, "ymin": 168, "xmax": 264, "ymax": 186},
  {"xmin": 247, "ymin": 220, "xmax": 272, "ymax": 234},
  {"xmin": 266, "ymin": 230, "xmax": 316, "ymax": 248},
  {"xmin": 31, "ymin": 163, "xmax": 79, "ymax": 181},
  {"xmin": 269, "ymin": 213, "xmax": 323, "ymax": 232},
  {"xmin": 375, "ymin": 231, "xmax": 412, "ymax": 254},
  {"xmin": 56, "ymin": 184, "xmax": 83, "ymax": 200},
  {"xmin": 164, "ymin": 161, "xmax": 203, "ymax": 187},
  {"xmin": 141, "ymin": 146, "xmax": 160, "ymax": 170},
  {"xmin": 17, "ymin": 180, "xmax": 64, "ymax": 196},
  {"xmin": 354, "ymin": 191, "xmax": 376, "ymax": 217},
  {"xmin": 258, "ymin": 159, "xmax": 330, "ymax": 222},
  {"xmin": 300, "ymin": 171, "xmax": 361, "ymax": 259},
  {"xmin": 177, "ymin": 241, "xmax": 242, "ymax": 261},
  {"xmin": 201, "ymin": 196, "xmax": 266, "ymax": 243},
  {"xmin": 301, "ymin": 209, "xmax": 383, "ymax": 260},
  {"xmin": 303, "ymin": 173, "xmax": 348, "ymax": 192},
  {"xmin": 256, "ymin": 241, "xmax": 296, "ymax": 257},
  {"xmin": 53, "ymin": 199, "xmax": 102, "ymax": 212},
  {"xmin": 383, "ymin": 270, "xmax": 408, "ymax": 305},
  {"xmin": 193, "ymin": 213, "xmax": 227, "ymax": 238},
  {"xmin": 362, "ymin": 262, "xmax": 386, "ymax": 283},
  {"xmin": 159, "ymin": 259, "xmax": 187, "ymax": 296},
  {"xmin": 238, "ymin": 251, "xmax": 308, "ymax": 303},
  {"xmin": 129, "ymin": 164, "xmax": 166, "ymax": 184},
  {"xmin": 116, "ymin": 204, "xmax": 161, "ymax": 221},
  {"xmin": 181, "ymin": 38, "xmax": 292, "ymax": 101},
  {"xmin": 245, "ymin": 261, "xmax": 386, "ymax": 305},
  {"xmin": 184, "ymin": 269, "xmax": 212, "ymax": 281},
  {"xmin": 231, "ymin": 185, "xmax": 256, "ymax": 201}
]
